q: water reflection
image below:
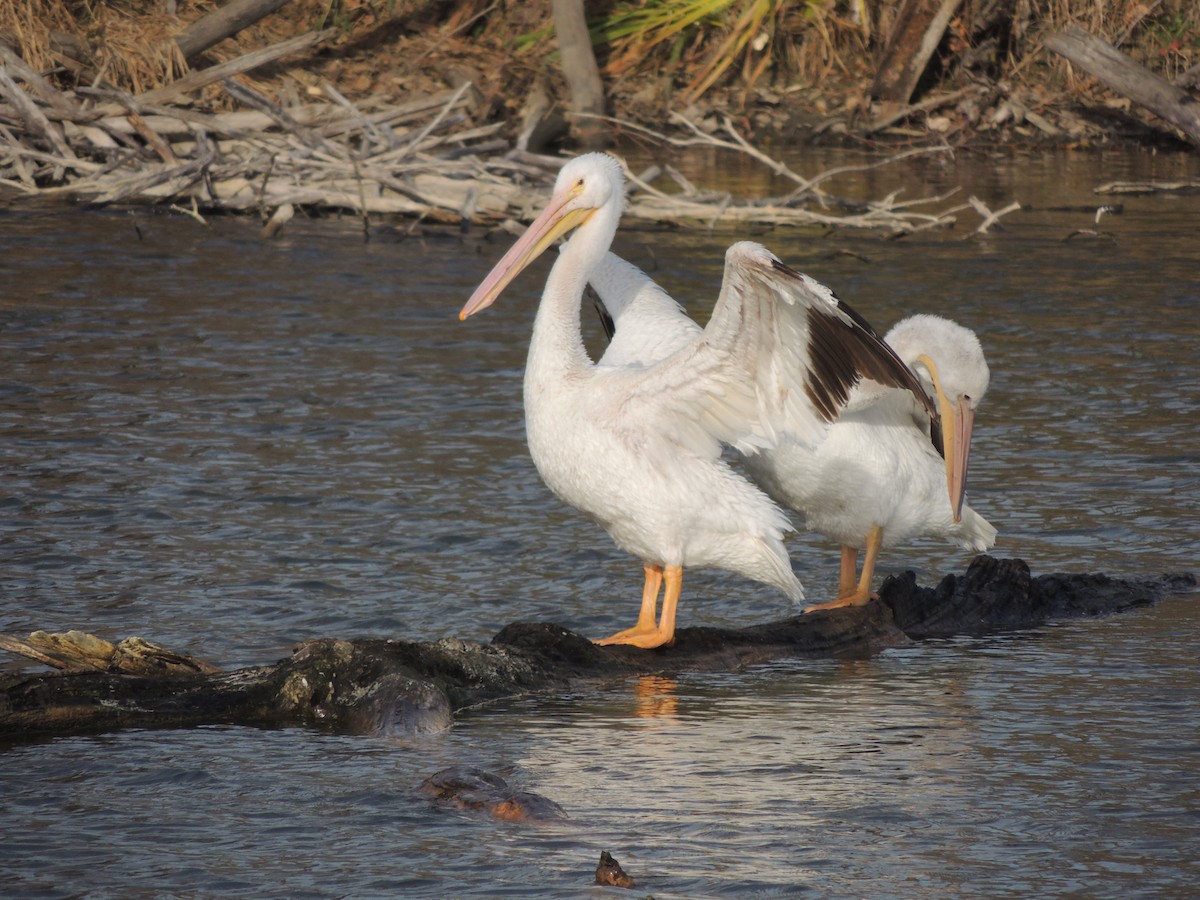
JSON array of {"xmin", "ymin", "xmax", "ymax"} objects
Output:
[{"xmin": 632, "ymin": 675, "xmax": 681, "ymax": 720}]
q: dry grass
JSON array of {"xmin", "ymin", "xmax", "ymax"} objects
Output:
[
  {"xmin": 597, "ymin": 0, "xmax": 869, "ymax": 102},
  {"xmin": 1, "ymin": 0, "xmax": 1195, "ymax": 119},
  {"xmin": 0, "ymin": 0, "xmax": 190, "ymax": 93},
  {"xmin": 591, "ymin": 0, "xmax": 1200, "ymax": 101}
]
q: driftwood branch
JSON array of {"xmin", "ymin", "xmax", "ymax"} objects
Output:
[
  {"xmin": 1095, "ymin": 179, "xmax": 1200, "ymax": 194},
  {"xmin": 174, "ymin": 0, "xmax": 295, "ymax": 60},
  {"xmin": 0, "ymin": 630, "xmax": 221, "ymax": 675},
  {"xmin": 0, "ymin": 66, "xmax": 76, "ymax": 160},
  {"xmin": 968, "ymin": 196, "xmax": 1023, "ymax": 233},
  {"xmin": 0, "ymin": 42, "xmax": 80, "ymax": 115},
  {"xmin": 1045, "ymin": 24, "xmax": 1200, "ymax": 147},
  {"xmin": 133, "ymin": 28, "xmax": 336, "ymax": 109},
  {"xmin": 2, "ymin": 558, "xmax": 1193, "ymax": 742},
  {"xmin": 867, "ymin": 86, "xmax": 979, "ymax": 133}
]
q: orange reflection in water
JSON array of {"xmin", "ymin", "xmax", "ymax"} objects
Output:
[{"xmin": 632, "ymin": 675, "xmax": 679, "ymax": 720}]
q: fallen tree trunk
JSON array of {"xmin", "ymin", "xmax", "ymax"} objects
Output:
[
  {"xmin": 552, "ymin": 0, "xmax": 609, "ymax": 150},
  {"xmin": 174, "ymin": 0, "xmax": 295, "ymax": 61},
  {"xmin": 1, "ymin": 557, "xmax": 1193, "ymax": 742},
  {"xmin": 870, "ymin": 0, "xmax": 962, "ymax": 104},
  {"xmin": 1046, "ymin": 24, "xmax": 1200, "ymax": 148}
]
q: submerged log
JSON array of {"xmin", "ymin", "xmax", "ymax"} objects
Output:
[
  {"xmin": 1, "ymin": 557, "xmax": 1193, "ymax": 743},
  {"xmin": 421, "ymin": 766, "xmax": 569, "ymax": 823}
]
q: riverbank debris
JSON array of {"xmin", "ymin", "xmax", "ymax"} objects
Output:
[
  {"xmin": 1, "ymin": 21, "xmax": 983, "ymax": 235},
  {"xmin": 1046, "ymin": 25, "xmax": 1200, "ymax": 150},
  {"xmin": 0, "ymin": 66, "xmax": 970, "ymax": 233}
]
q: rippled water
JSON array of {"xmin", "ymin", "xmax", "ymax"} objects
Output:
[{"xmin": 2, "ymin": 148, "xmax": 1198, "ymax": 897}]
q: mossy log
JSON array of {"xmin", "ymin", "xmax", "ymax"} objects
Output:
[{"xmin": 1, "ymin": 557, "xmax": 1193, "ymax": 743}]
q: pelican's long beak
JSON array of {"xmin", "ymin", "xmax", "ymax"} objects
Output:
[
  {"xmin": 918, "ymin": 353, "xmax": 975, "ymax": 523},
  {"xmin": 459, "ymin": 185, "xmax": 594, "ymax": 320},
  {"xmin": 942, "ymin": 395, "xmax": 975, "ymax": 523}
]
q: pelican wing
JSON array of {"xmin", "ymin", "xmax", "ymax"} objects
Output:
[
  {"xmin": 590, "ymin": 242, "xmax": 938, "ymax": 462},
  {"xmin": 705, "ymin": 242, "xmax": 938, "ymax": 446}
]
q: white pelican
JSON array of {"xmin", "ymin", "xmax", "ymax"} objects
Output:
[
  {"xmin": 588, "ymin": 257, "xmax": 996, "ymax": 612},
  {"xmin": 745, "ymin": 313, "xmax": 996, "ymax": 609},
  {"xmin": 459, "ymin": 153, "xmax": 931, "ymax": 647}
]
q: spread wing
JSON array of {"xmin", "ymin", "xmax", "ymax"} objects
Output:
[{"xmin": 591, "ymin": 242, "xmax": 939, "ymax": 460}]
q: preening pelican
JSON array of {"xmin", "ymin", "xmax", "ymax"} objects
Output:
[
  {"xmin": 460, "ymin": 153, "xmax": 930, "ymax": 647},
  {"xmin": 745, "ymin": 313, "xmax": 996, "ymax": 609},
  {"xmin": 588, "ymin": 257, "xmax": 996, "ymax": 611}
]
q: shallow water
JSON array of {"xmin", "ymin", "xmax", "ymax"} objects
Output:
[{"xmin": 2, "ymin": 148, "xmax": 1198, "ymax": 897}]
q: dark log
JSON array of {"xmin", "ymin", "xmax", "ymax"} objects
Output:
[
  {"xmin": 1045, "ymin": 24, "xmax": 1200, "ymax": 148},
  {"xmin": 883, "ymin": 555, "xmax": 1194, "ymax": 638},
  {"xmin": 870, "ymin": 0, "xmax": 963, "ymax": 104},
  {"xmin": 551, "ymin": 0, "xmax": 609, "ymax": 149},
  {"xmin": 174, "ymin": 0, "xmax": 294, "ymax": 61},
  {"xmin": 1, "ymin": 557, "xmax": 1193, "ymax": 743}
]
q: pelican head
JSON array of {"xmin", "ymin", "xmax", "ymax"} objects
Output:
[
  {"xmin": 885, "ymin": 313, "xmax": 990, "ymax": 523},
  {"xmin": 460, "ymin": 153, "xmax": 625, "ymax": 320}
]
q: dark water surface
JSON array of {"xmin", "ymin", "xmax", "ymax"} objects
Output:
[{"xmin": 2, "ymin": 148, "xmax": 1198, "ymax": 897}]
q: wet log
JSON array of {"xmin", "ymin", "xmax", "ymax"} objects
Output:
[
  {"xmin": 1045, "ymin": 25, "xmax": 1200, "ymax": 148},
  {"xmin": 1, "ymin": 557, "xmax": 1193, "ymax": 743},
  {"xmin": 1095, "ymin": 179, "xmax": 1200, "ymax": 195},
  {"xmin": 883, "ymin": 555, "xmax": 1194, "ymax": 638}
]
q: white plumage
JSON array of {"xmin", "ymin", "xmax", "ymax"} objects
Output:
[
  {"xmin": 589, "ymin": 250, "xmax": 996, "ymax": 611},
  {"xmin": 460, "ymin": 153, "xmax": 929, "ymax": 645}
]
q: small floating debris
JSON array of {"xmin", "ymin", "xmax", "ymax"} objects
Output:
[{"xmin": 595, "ymin": 850, "xmax": 635, "ymax": 889}]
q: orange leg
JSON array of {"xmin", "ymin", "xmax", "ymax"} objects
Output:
[
  {"xmin": 838, "ymin": 545, "xmax": 858, "ymax": 596},
  {"xmin": 594, "ymin": 565, "xmax": 682, "ymax": 649},
  {"xmin": 805, "ymin": 526, "xmax": 884, "ymax": 612},
  {"xmin": 594, "ymin": 564, "xmax": 663, "ymax": 645}
]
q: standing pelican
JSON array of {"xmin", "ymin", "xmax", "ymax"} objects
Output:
[
  {"xmin": 745, "ymin": 313, "xmax": 996, "ymax": 609},
  {"xmin": 588, "ymin": 256, "xmax": 995, "ymax": 611},
  {"xmin": 459, "ymin": 153, "xmax": 930, "ymax": 647}
]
